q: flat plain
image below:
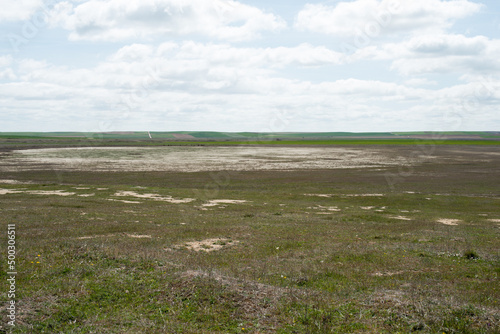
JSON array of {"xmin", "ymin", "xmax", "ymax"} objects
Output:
[{"xmin": 0, "ymin": 138, "xmax": 499, "ymax": 333}]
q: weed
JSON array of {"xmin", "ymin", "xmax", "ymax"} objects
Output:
[{"xmin": 464, "ymin": 250, "xmax": 480, "ymax": 260}]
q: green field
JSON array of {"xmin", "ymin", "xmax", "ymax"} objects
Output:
[
  {"xmin": 1, "ymin": 131, "xmax": 499, "ymax": 141},
  {"xmin": 0, "ymin": 140, "xmax": 499, "ymax": 333}
]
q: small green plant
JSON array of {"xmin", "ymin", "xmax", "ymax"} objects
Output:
[{"xmin": 463, "ymin": 250, "xmax": 479, "ymax": 260}]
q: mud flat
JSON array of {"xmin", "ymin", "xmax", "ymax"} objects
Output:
[{"xmin": 0, "ymin": 146, "xmax": 411, "ymax": 172}]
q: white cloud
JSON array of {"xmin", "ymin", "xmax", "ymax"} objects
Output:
[
  {"xmin": 0, "ymin": 42, "xmax": 348, "ymax": 131},
  {"xmin": 405, "ymin": 34, "xmax": 489, "ymax": 56},
  {"xmin": 2, "ymin": 34, "xmax": 499, "ymax": 132},
  {"xmin": 50, "ymin": 0, "xmax": 286, "ymax": 41},
  {"xmin": 404, "ymin": 78, "xmax": 438, "ymax": 87},
  {"xmin": 107, "ymin": 42, "xmax": 344, "ymax": 76},
  {"xmin": 0, "ymin": 46, "xmax": 449, "ymax": 132},
  {"xmin": 0, "ymin": 0, "xmax": 44, "ymax": 22},
  {"xmin": 1, "ymin": 0, "xmax": 498, "ymax": 132},
  {"xmin": 0, "ymin": 55, "xmax": 16, "ymax": 80},
  {"xmin": 295, "ymin": 0, "xmax": 482, "ymax": 37},
  {"xmin": 393, "ymin": 35, "xmax": 500, "ymax": 76},
  {"xmin": 0, "ymin": 55, "xmax": 13, "ymax": 67},
  {"xmin": 348, "ymin": 34, "xmax": 500, "ymax": 76}
]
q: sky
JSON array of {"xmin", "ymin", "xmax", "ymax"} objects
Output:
[{"xmin": 0, "ymin": 0, "xmax": 499, "ymax": 133}]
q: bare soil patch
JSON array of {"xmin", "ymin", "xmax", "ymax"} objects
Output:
[
  {"xmin": 107, "ymin": 199, "xmax": 142, "ymax": 204},
  {"xmin": 0, "ymin": 188, "xmax": 75, "ymax": 196},
  {"xmin": 308, "ymin": 205, "xmax": 341, "ymax": 213},
  {"xmin": 201, "ymin": 199, "xmax": 249, "ymax": 207},
  {"xmin": 0, "ymin": 179, "xmax": 33, "ymax": 184},
  {"xmin": 304, "ymin": 193, "xmax": 385, "ymax": 198},
  {"xmin": 77, "ymin": 233, "xmax": 152, "ymax": 239},
  {"xmin": 125, "ymin": 233, "xmax": 152, "ymax": 239},
  {"xmin": 437, "ymin": 218, "xmax": 461, "ymax": 226},
  {"xmin": 389, "ymin": 215, "xmax": 412, "ymax": 221},
  {"xmin": 113, "ymin": 191, "xmax": 194, "ymax": 203},
  {"xmin": 77, "ymin": 234, "xmax": 116, "ymax": 240},
  {"xmin": 178, "ymin": 238, "xmax": 239, "ymax": 252}
]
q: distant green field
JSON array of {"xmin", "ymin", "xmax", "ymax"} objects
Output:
[
  {"xmin": 1, "ymin": 131, "xmax": 498, "ymax": 141},
  {"xmin": 213, "ymin": 139, "xmax": 500, "ymax": 146},
  {"xmin": 0, "ymin": 138, "xmax": 499, "ymax": 148}
]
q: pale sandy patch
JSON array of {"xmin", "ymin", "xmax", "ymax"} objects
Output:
[
  {"xmin": 27, "ymin": 190, "xmax": 76, "ymax": 196},
  {"xmin": 0, "ymin": 188, "xmax": 76, "ymax": 196},
  {"xmin": 78, "ymin": 193, "xmax": 95, "ymax": 197},
  {"xmin": 304, "ymin": 193, "xmax": 332, "ymax": 197},
  {"xmin": 372, "ymin": 271, "xmax": 405, "ymax": 277},
  {"xmin": 322, "ymin": 206, "xmax": 341, "ymax": 212},
  {"xmin": 487, "ymin": 219, "xmax": 500, "ymax": 223},
  {"xmin": 75, "ymin": 187, "xmax": 90, "ymax": 190},
  {"xmin": 181, "ymin": 238, "xmax": 238, "ymax": 252},
  {"xmin": 309, "ymin": 205, "xmax": 341, "ymax": 212},
  {"xmin": 107, "ymin": 199, "xmax": 142, "ymax": 204},
  {"xmin": 78, "ymin": 233, "xmax": 151, "ymax": 239},
  {"xmin": 360, "ymin": 206, "xmax": 375, "ymax": 210},
  {"xmin": 77, "ymin": 234, "xmax": 116, "ymax": 240},
  {"xmin": 201, "ymin": 199, "xmax": 248, "ymax": 207},
  {"xmin": 0, "ymin": 189, "xmax": 21, "ymax": 195},
  {"xmin": 0, "ymin": 179, "xmax": 33, "ymax": 184},
  {"xmin": 345, "ymin": 193, "xmax": 385, "ymax": 197},
  {"xmin": 372, "ymin": 269, "xmax": 438, "ymax": 277},
  {"xmin": 114, "ymin": 191, "xmax": 194, "ymax": 203},
  {"xmin": 389, "ymin": 215, "xmax": 412, "ymax": 221},
  {"xmin": 96, "ymin": 188, "xmax": 108, "ymax": 190},
  {"xmin": 125, "ymin": 233, "xmax": 151, "ymax": 239},
  {"xmin": 437, "ymin": 218, "xmax": 461, "ymax": 226}
]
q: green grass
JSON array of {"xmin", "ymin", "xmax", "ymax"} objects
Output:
[{"xmin": 0, "ymin": 143, "xmax": 499, "ymax": 332}]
